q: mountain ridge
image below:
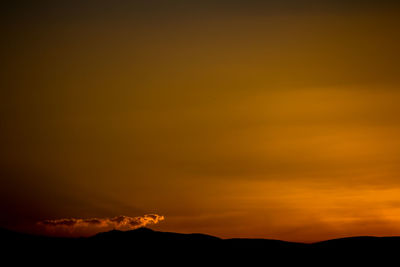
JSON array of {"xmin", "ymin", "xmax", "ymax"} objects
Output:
[
  {"xmin": 1, "ymin": 227, "xmax": 399, "ymax": 264},
  {"xmin": 3, "ymin": 226, "xmax": 400, "ymax": 244}
]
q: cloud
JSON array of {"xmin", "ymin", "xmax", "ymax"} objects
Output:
[{"xmin": 37, "ymin": 214, "xmax": 165, "ymax": 236}]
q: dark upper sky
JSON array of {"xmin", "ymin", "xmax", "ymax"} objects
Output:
[{"xmin": 2, "ymin": 1, "xmax": 400, "ymax": 241}]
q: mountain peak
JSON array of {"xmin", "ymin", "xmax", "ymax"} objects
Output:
[{"xmin": 131, "ymin": 227, "xmax": 155, "ymax": 233}]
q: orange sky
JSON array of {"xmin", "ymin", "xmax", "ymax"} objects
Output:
[{"xmin": 2, "ymin": 1, "xmax": 400, "ymax": 242}]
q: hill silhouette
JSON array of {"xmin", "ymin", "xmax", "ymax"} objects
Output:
[{"xmin": 1, "ymin": 227, "xmax": 399, "ymax": 264}]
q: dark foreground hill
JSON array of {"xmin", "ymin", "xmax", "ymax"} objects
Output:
[{"xmin": 1, "ymin": 227, "xmax": 399, "ymax": 264}]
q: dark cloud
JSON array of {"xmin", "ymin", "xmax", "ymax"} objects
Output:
[{"xmin": 37, "ymin": 214, "xmax": 165, "ymax": 236}]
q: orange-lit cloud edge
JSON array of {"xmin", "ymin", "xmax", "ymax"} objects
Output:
[{"xmin": 37, "ymin": 214, "xmax": 165, "ymax": 237}]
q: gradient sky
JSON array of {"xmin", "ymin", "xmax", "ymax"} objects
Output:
[{"xmin": 2, "ymin": 1, "xmax": 400, "ymax": 242}]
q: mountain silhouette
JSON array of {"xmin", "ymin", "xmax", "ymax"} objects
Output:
[{"xmin": 1, "ymin": 227, "xmax": 398, "ymax": 264}]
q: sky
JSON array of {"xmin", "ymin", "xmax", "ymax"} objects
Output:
[{"xmin": 2, "ymin": 1, "xmax": 400, "ymax": 242}]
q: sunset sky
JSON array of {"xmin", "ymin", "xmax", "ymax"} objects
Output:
[{"xmin": 2, "ymin": 1, "xmax": 400, "ymax": 242}]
